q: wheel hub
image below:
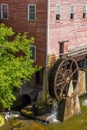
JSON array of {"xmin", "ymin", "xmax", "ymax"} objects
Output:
[{"xmin": 66, "ymin": 77, "xmax": 70, "ymax": 83}]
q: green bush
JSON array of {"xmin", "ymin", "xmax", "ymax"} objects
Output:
[{"xmin": 0, "ymin": 23, "xmax": 40, "ymax": 109}]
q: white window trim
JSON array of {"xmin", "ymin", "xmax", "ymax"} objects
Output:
[
  {"xmin": 1, "ymin": 4, "xmax": 8, "ymax": 19},
  {"xmin": 70, "ymin": 6, "xmax": 75, "ymax": 14},
  {"xmin": 56, "ymin": 5, "xmax": 61, "ymax": 15},
  {"xmin": 28, "ymin": 4, "xmax": 36, "ymax": 21},
  {"xmin": 30, "ymin": 45, "xmax": 36, "ymax": 61},
  {"xmin": 83, "ymin": 5, "xmax": 87, "ymax": 13}
]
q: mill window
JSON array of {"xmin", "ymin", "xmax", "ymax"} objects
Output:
[
  {"xmin": 70, "ymin": 6, "xmax": 74, "ymax": 19},
  {"xmin": 56, "ymin": 5, "xmax": 60, "ymax": 20},
  {"xmin": 28, "ymin": 4, "xmax": 36, "ymax": 21},
  {"xmin": 30, "ymin": 45, "xmax": 36, "ymax": 61},
  {"xmin": 1, "ymin": 4, "xmax": 8, "ymax": 19},
  {"xmin": 83, "ymin": 6, "xmax": 87, "ymax": 18}
]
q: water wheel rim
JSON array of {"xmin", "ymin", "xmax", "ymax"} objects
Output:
[{"xmin": 54, "ymin": 58, "xmax": 79, "ymax": 101}]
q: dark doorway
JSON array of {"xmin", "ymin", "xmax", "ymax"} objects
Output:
[
  {"xmin": 35, "ymin": 71, "xmax": 40, "ymax": 85},
  {"xmin": 59, "ymin": 42, "xmax": 64, "ymax": 57}
]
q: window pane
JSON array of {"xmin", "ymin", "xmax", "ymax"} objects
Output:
[
  {"xmin": 83, "ymin": 13, "xmax": 86, "ymax": 18},
  {"xmin": 56, "ymin": 14, "xmax": 60, "ymax": 20},
  {"xmin": 83, "ymin": 6, "xmax": 87, "ymax": 13},
  {"xmin": 28, "ymin": 5, "xmax": 36, "ymax": 21},
  {"xmin": 70, "ymin": 6, "xmax": 74, "ymax": 19},
  {"xmin": 29, "ymin": 13, "xmax": 35, "ymax": 20},
  {"xmin": 70, "ymin": 13, "xmax": 74, "ymax": 19},
  {"xmin": 2, "ymin": 4, "xmax": 8, "ymax": 19},
  {"xmin": 70, "ymin": 6, "xmax": 74, "ymax": 13},
  {"xmin": 56, "ymin": 5, "xmax": 60, "ymax": 14},
  {"xmin": 30, "ymin": 46, "xmax": 36, "ymax": 60},
  {"xmin": 29, "ymin": 6, "xmax": 35, "ymax": 12}
]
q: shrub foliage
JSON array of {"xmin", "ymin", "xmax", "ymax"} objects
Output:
[{"xmin": 0, "ymin": 24, "xmax": 39, "ymax": 109}]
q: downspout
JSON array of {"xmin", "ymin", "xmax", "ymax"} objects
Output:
[
  {"xmin": 46, "ymin": 0, "xmax": 50, "ymax": 68},
  {"xmin": 42, "ymin": 0, "xmax": 50, "ymax": 103}
]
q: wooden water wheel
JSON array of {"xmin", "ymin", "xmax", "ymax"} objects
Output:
[{"xmin": 48, "ymin": 57, "xmax": 79, "ymax": 101}]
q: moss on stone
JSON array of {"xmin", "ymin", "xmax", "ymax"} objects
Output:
[{"xmin": 0, "ymin": 115, "xmax": 5, "ymax": 127}]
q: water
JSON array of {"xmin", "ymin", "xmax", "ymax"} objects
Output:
[
  {"xmin": 48, "ymin": 95, "xmax": 87, "ymax": 130},
  {"xmin": 0, "ymin": 95, "xmax": 87, "ymax": 130},
  {"xmin": 46, "ymin": 100, "xmax": 60, "ymax": 123},
  {"xmin": 5, "ymin": 111, "xmax": 20, "ymax": 120},
  {"xmin": 82, "ymin": 99, "xmax": 87, "ymax": 106}
]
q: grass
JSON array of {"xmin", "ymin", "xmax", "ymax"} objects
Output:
[{"xmin": 48, "ymin": 95, "xmax": 87, "ymax": 130}]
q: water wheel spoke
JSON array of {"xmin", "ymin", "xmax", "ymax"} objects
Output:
[
  {"xmin": 55, "ymin": 83, "xmax": 67, "ymax": 92},
  {"xmin": 63, "ymin": 70, "xmax": 68, "ymax": 76},
  {"xmin": 72, "ymin": 79, "xmax": 78, "ymax": 83},
  {"xmin": 70, "ymin": 60, "xmax": 74, "ymax": 70},
  {"xmin": 70, "ymin": 68, "xmax": 78, "ymax": 78},
  {"xmin": 55, "ymin": 81, "xmax": 66, "ymax": 88},
  {"xmin": 60, "ymin": 90, "xmax": 63, "ymax": 98},
  {"xmin": 58, "ymin": 69, "xmax": 66, "ymax": 76},
  {"xmin": 63, "ymin": 83, "xmax": 69, "ymax": 91},
  {"xmin": 63, "ymin": 82, "xmax": 69, "ymax": 89},
  {"xmin": 62, "ymin": 61, "xmax": 71, "ymax": 67},
  {"xmin": 62, "ymin": 69, "xmax": 72, "ymax": 79},
  {"xmin": 56, "ymin": 74, "xmax": 63, "ymax": 81},
  {"xmin": 68, "ymin": 69, "xmax": 72, "ymax": 76},
  {"xmin": 58, "ymin": 71, "xmax": 63, "ymax": 76},
  {"xmin": 55, "ymin": 87, "xmax": 61, "ymax": 91}
]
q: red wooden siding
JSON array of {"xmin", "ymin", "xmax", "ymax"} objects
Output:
[
  {"xmin": 1, "ymin": 0, "xmax": 87, "ymax": 67},
  {"xmin": 48, "ymin": 0, "xmax": 87, "ymax": 65},
  {"xmin": 0, "ymin": 0, "xmax": 47, "ymax": 67}
]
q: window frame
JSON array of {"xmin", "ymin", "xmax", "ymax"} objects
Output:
[
  {"xmin": 83, "ymin": 5, "xmax": 87, "ymax": 18},
  {"xmin": 30, "ymin": 45, "xmax": 36, "ymax": 61},
  {"xmin": 70, "ymin": 6, "xmax": 74, "ymax": 19},
  {"xmin": 28, "ymin": 4, "xmax": 36, "ymax": 21},
  {"xmin": 56, "ymin": 5, "xmax": 61, "ymax": 20},
  {"xmin": 1, "ymin": 4, "xmax": 8, "ymax": 19}
]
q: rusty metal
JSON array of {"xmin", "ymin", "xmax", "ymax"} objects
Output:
[{"xmin": 49, "ymin": 57, "xmax": 79, "ymax": 101}]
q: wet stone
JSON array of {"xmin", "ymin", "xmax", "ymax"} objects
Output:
[
  {"xmin": 21, "ymin": 109, "xmax": 35, "ymax": 119},
  {"xmin": 0, "ymin": 115, "xmax": 5, "ymax": 127}
]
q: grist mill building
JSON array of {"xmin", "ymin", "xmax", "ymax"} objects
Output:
[{"xmin": 0, "ymin": 0, "xmax": 87, "ymax": 100}]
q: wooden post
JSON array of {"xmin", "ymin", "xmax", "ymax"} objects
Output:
[
  {"xmin": 85, "ymin": 71, "xmax": 87, "ymax": 93},
  {"xmin": 57, "ymin": 81, "xmax": 81, "ymax": 121}
]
